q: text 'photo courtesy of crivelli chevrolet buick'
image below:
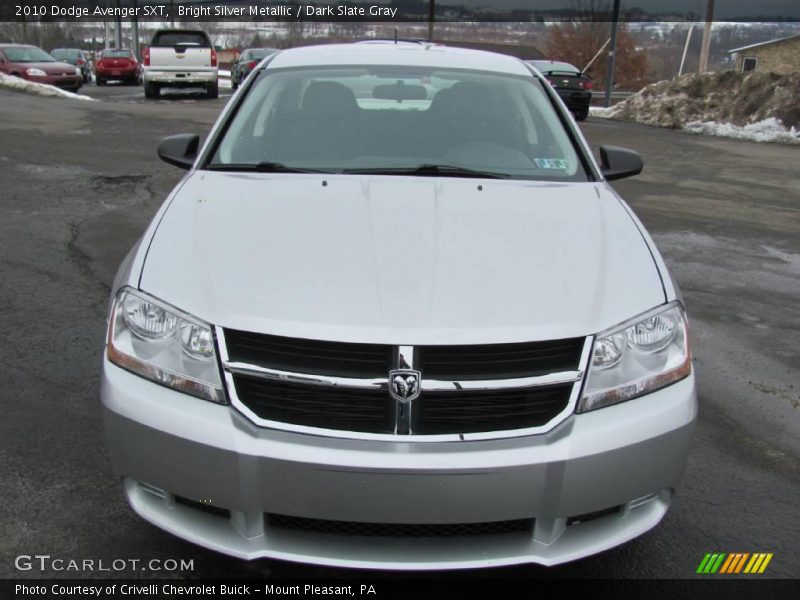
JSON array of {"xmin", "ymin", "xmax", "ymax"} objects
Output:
[{"xmin": 101, "ymin": 41, "xmax": 696, "ymax": 570}]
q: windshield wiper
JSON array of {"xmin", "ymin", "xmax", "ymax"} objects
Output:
[
  {"xmin": 205, "ymin": 162, "xmax": 333, "ymax": 174},
  {"xmin": 343, "ymin": 164, "xmax": 509, "ymax": 179}
]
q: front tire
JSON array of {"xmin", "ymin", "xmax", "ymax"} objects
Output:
[
  {"xmin": 144, "ymin": 81, "xmax": 159, "ymax": 99},
  {"xmin": 574, "ymin": 109, "xmax": 589, "ymax": 122},
  {"xmin": 206, "ymin": 81, "xmax": 218, "ymax": 99},
  {"xmin": 96, "ymin": 77, "xmax": 105, "ymax": 86}
]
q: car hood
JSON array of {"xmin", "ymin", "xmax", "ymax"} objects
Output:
[
  {"xmin": 20, "ymin": 61, "xmax": 77, "ymax": 75},
  {"xmin": 140, "ymin": 172, "xmax": 665, "ymax": 344}
]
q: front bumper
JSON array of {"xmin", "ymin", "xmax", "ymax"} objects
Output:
[
  {"xmin": 102, "ymin": 359, "xmax": 696, "ymax": 569},
  {"xmin": 29, "ymin": 74, "xmax": 82, "ymax": 90}
]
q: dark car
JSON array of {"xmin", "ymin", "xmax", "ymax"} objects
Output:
[
  {"xmin": 95, "ymin": 48, "xmax": 141, "ymax": 86},
  {"xmin": 51, "ymin": 48, "xmax": 92, "ymax": 82},
  {"xmin": 231, "ymin": 47, "xmax": 278, "ymax": 90},
  {"xmin": 0, "ymin": 44, "xmax": 83, "ymax": 92},
  {"xmin": 527, "ymin": 60, "xmax": 593, "ymax": 121}
]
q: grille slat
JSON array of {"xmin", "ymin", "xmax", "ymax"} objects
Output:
[
  {"xmin": 417, "ymin": 386, "xmax": 571, "ymax": 434},
  {"xmin": 234, "ymin": 375, "xmax": 393, "ymax": 433},
  {"xmin": 225, "ymin": 329, "xmax": 392, "ymax": 378},
  {"xmin": 419, "ymin": 339, "xmax": 583, "ymax": 380},
  {"xmin": 268, "ymin": 514, "xmax": 533, "ymax": 538}
]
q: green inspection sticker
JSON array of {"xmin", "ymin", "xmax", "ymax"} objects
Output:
[{"xmin": 534, "ymin": 158, "xmax": 569, "ymax": 170}]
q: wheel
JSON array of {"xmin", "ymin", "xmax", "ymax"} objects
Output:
[
  {"xmin": 206, "ymin": 81, "xmax": 219, "ymax": 99},
  {"xmin": 574, "ymin": 109, "xmax": 589, "ymax": 122},
  {"xmin": 144, "ymin": 81, "xmax": 159, "ymax": 99},
  {"xmin": 231, "ymin": 78, "xmax": 238, "ymax": 91},
  {"xmin": 96, "ymin": 78, "xmax": 104, "ymax": 86}
]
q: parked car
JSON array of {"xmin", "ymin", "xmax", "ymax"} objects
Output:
[
  {"xmin": 527, "ymin": 59, "xmax": 593, "ymax": 121},
  {"xmin": 102, "ymin": 43, "xmax": 695, "ymax": 569},
  {"xmin": 230, "ymin": 47, "xmax": 278, "ymax": 90},
  {"xmin": 142, "ymin": 29, "xmax": 218, "ymax": 99},
  {"xmin": 50, "ymin": 48, "xmax": 92, "ymax": 82},
  {"xmin": 0, "ymin": 44, "xmax": 82, "ymax": 91},
  {"xmin": 95, "ymin": 48, "xmax": 141, "ymax": 86}
]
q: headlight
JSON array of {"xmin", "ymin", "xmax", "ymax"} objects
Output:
[
  {"xmin": 578, "ymin": 302, "xmax": 691, "ymax": 412},
  {"xmin": 74, "ymin": 67, "xmax": 82, "ymax": 75},
  {"xmin": 106, "ymin": 288, "xmax": 225, "ymax": 403},
  {"xmin": 26, "ymin": 68, "xmax": 47, "ymax": 77}
]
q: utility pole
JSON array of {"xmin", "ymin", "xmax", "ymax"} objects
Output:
[
  {"xmin": 698, "ymin": 0, "xmax": 715, "ymax": 73},
  {"xmin": 604, "ymin": 0, "xmax": 621, "ymax": 108},
  {"xmin": 132, "ymin": 0, "xmax": 140, "ymax": 59},
  {"xmin": 428, "ymin": 0, "xmax": 435, "ymax": 42},
  {"xmin": 114, "ymin": 0, "xmax": 123, "ymax": 49}
]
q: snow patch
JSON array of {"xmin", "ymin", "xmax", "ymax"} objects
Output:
[
  {"xmin": 0, "ymin": 72, "xmax": 96, "ymax": 101},
  {"xmin": 683, "ymin": 118, "xmax": 800, "ymax": 145}
]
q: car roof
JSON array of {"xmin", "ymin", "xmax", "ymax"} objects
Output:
[
  {"xmin": 267, "ymin": 43, "xmax": 533, "ymax": 76},
  {"xmin": 0, "ymin": 43, "xmax": 36, "ymax": 48}
]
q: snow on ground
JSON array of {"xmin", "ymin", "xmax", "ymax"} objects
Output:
[
  {"xmin": 0, "ymin": 73, "xmax": 96, "ymax": 101},
  {"xmin": 589, "ymin": 71, "xmax": 800, "ymax": 145},
  {"xmin": 684, "ymin": 118, "xmax": 800, "ymax": 145}
]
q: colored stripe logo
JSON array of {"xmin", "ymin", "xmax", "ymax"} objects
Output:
[{"xmin": 696, "ymin": 553, "xmax": 773, "ymax": 574}]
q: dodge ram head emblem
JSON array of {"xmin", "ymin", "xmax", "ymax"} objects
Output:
[{"xmin": 389, "ymin": 370, "xmax": 421, "ymax": 402}]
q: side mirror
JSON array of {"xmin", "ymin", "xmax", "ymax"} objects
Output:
[
  {"xmin": 599, "ymin": 145, "xmax": 643, "ymax": 181},
  {"xmin": 157, "ymin": 134, "xmax": 200, "ymax": 170}
]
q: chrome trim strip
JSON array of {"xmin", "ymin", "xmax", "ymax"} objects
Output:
[
  {"xmin": 217, "ymin": 327, "xmax": 595, "ymax": 443},
  {"xmin": 224, "ymin": 362, "xmax": 581, "ymax": 392},
  {"xmin": 392, "ymin": 345, "xmax": 417, "ymax": 434},
  {"xmin": 226, "ymin": 363, "xmax": 388, "ymax": 390},
  {"xmin": 422, "ymin": 371, "xmax": 582, "ymax": 392}
]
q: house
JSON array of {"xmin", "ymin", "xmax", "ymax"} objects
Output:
[{"xmin": 728, "ymin": 34, "xmax": 800, "ymax": 75}]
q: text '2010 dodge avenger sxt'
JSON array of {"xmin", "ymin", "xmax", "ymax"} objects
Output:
[{"xmin": 101, "ymin": 42, "xmax": 696, "ymax": 569}]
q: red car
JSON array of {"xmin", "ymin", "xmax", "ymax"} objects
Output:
[
  {"xmin": 95, "ymin": 48, "xmax": 141, "ymax": 85},
  {"xmin": 0, "ymin": 43, "xmax": 83, "ymax": 92}
]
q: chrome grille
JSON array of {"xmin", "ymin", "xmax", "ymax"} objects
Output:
[{"xmin": 219, "ymin": 328, "xmax": 591, "ymax": 440}]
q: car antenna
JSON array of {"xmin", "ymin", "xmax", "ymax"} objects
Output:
[{"xmin": 394, "ymin": 28, "xmax": 398, "ymax": 44}]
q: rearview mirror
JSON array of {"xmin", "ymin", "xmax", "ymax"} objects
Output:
[
  {"xmin": 373, "ymin": 82, "xmax": 427, "ymax": 101},
  {"xmin": 157, "ymin": 134, "xmax": 200, "ymax": 170},
  {"xmin": 599, "ymin": 145, "xmax": 643, "ymax": 181}
]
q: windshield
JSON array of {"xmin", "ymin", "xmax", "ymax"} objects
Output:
[
  {"xmin": 4, "ymin": 47, "xmax": 55, "ymax": 63},
  {"xmin": 102, "ymin": 50, "xmax": 134, "ymax": 59},
  {"xmin": 52, "ymin": 49, "xmax": 80, "ymax": 60},
  {"xmin": 531, "ymin": 61, "xmax": 581, "ymax": 75},
  {"xmin": 151, "ymin": 32, "xmax": 210, "ymax": 47},
  {"xmin": 209, "ymin": 66, "xmax": 588, "ymax": 181}
]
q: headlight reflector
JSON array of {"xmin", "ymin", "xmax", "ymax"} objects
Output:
[
  {"xmin": 26, "ymin": 68, "xmax": 47, "ymax": 77},
  {"xmin": 107, "ymin": 288, "xmax": 225, "ymax": 403},
  {"xmin": 578, "ymin": 303, "xmax": 691, "ymax": 413},
  {"xmin": 122, "ymin": 293, "xmax": 178, "ymax": 340}
]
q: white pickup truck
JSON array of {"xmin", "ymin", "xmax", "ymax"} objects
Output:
[{"xmin": 143, "ymin": 29, "xmax": 218, "ymax": 99}]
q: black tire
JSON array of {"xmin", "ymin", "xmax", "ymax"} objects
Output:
[
  {"xmin": 96, "ymin": 78, "xmax": 104, "ymax": 86},
  {"xmin": 232, "ymin": 78, "xmax": 238, "ymax": 91},
  {"xmin": 575, "ymin": 109, "xmax": 589, "ymax": 122},
  {"xmin": 206, "ymin": 81, "xmax": 219, "ymax": 99},
  {"xmin": 144, "ymin": 81, "xmax": 159, "ymax": 99}
]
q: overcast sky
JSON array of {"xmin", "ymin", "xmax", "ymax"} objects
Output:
[{"xmin": 443, "ymin": 1, "xmax": 800, "ymax": 19}]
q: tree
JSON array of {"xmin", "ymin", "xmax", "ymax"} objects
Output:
[{"xmin": 543, "ymin": 1, "xmax": 649, "ymax": 91}]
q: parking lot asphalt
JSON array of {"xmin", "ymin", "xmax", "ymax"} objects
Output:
[{"xmin": 0, "ymin": 87, "xmax": 798, "ymax": 580}]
